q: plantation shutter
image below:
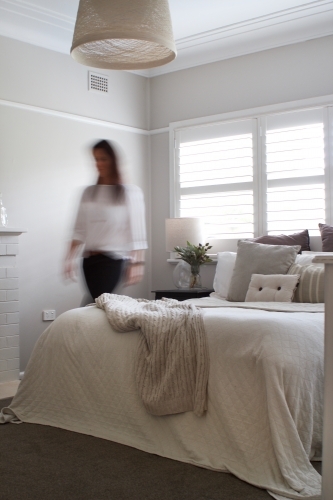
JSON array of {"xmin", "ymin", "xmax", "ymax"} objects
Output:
[
  {"xmin": 174, "ymin": 119, "xmax": 256, "ymax": 239},
  {"xmin": 265, "ymin": 108, "xmax": 325, "ymax": 235}
]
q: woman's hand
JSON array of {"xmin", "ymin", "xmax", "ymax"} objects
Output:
[
  {"xmin": 64, "ymin": 257, "xmax": 78, "ymax": 281},
  {"xmin": 64, "ymin": 240, "xmax": 82, "ymax": 281},
  {"xmin": 124, "ymin": 249, "xmax": 145, "ymax": 286},
  {"xmin": 124, "ymin": 262, "xmax": 145, "ymax": 286}
]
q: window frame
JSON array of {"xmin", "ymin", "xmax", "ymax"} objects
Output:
[{"xmin": 169, "ymin": 95, "xmax": 333, "ymax": 250}]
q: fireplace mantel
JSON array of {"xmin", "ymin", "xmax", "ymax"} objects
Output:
[{"xmin": 0, "ymin": 228, "xmax": 27, "ymax": 234}]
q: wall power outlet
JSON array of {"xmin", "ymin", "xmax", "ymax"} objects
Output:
[{"xmin": 43, "ymin": 310, "xmax": 56, "ymax": 321}]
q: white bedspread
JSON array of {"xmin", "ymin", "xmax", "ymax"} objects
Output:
[{"xmin": 0, "ymin": 299, "xmax": 324, "ymax": 500}]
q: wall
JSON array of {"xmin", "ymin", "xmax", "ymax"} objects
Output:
[
  {"xmin": 149, "ymin": 35, "xmax": 333, "ymax": 290},
  {"xmin": 0, "ymin": 36, "xmax": 150, "ymax": 371}
]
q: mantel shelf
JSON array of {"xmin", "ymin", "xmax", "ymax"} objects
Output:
[{"xmin": 0, "ymin": 227, "xmax": 27, "ymax": 234}]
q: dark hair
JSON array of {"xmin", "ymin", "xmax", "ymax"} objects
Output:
[{"xmin": 92, "ymin": 140, "xmax": 124, "ymax": 201}]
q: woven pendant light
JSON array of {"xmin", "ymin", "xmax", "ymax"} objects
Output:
[{"xmin": 70, "ymin": 0, "xmax": 177, "ymax": 70}]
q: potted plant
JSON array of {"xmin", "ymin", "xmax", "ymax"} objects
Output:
[{"xmin": 174, "ymin": 241, "xmax": 213, "ymax": 288}]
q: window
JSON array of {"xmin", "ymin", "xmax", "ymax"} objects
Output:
[
  {"xmin": 265, "ymin": 108, "xmax": 325, "ymax": 236},
  {"xmin": 175, "ymin": 119, "xmax": 256, "ymax": 240},
  {"xmin": 171, "ymin": 104, "xmax": 332, "ymax": 241}
]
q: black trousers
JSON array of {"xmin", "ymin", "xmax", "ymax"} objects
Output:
[{"xmin": 82, "ymin": 254, "xmax": 124, "ymax": 300}]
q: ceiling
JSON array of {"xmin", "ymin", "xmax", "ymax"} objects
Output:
[{"xmin": 0, "ymin": 0, "xmax": 332, "ymax": 77}]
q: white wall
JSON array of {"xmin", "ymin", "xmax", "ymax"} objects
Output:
[
  {"xmin": 0, "ymin": 36, "xmax": 150, "ymax": 370},
  {"xmin": 0, "ymin": 36, "xmax": 148, "ymax": 130},
  {"xmin": 150, "ymin": 35, "xmax": 333, "ymax": 130},
  {"xmin": 149, "ymin": 35, "xmax": 333, "ymax": 290}
]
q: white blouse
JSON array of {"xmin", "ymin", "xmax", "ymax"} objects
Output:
[{"xmin": 73, "ymin": 184, "xmax": 147, "ymax": 258}]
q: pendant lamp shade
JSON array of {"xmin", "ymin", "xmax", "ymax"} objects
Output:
[{"xmin": 71, "ymin": 0, "xmax": 177, "ymax": 70}]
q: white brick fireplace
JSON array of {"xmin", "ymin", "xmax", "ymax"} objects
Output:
[{"xmin": 0, "ymin": 228, "xmax": 26, "ymax": 383}]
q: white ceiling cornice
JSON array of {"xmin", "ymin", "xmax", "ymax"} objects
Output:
[
  {"xmin": 143, "ymin": 0, "xmax": 333, "ymax": 76},
  {"xmin": 0, "ymin": 0, "xmax": 74, "ymax": 53},
  {"xmin": 0, "ymin": 0, "xmax": 332, "ymax": 77},
  {"xmin": 1, "ymin": 0, "xmax": 73, "ymax": 21},
  {"xmin": 177, "ymin": 0, "xmax": 333, "ymax": 50},
  {"xmin": 0, "ymin": 0, "xmax": 74, "ymax": 31}
]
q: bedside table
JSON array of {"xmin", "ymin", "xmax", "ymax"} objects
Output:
[{"xmin": 152, "ymin": 289, "xmax": 214, "ymax": 301}]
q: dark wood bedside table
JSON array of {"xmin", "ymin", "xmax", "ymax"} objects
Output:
[{"xmin": 152, "ymin": 289, "xmax": 214, "ymax": 301}]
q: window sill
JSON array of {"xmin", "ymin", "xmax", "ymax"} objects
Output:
[{"xmin": 167, "ymin": 258, "xmax": 217, "ymax": 264}]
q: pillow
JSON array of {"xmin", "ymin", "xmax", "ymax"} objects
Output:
[
  {"xmin": 212, "ymin": 250, "xmax": 315, "ymax": 300},
  {"xmin": 295, "ymin": 253, "xmax": 316, "ymax": 266},
  {"xmin": 248, "ymin": 229, "xmax": 310, "ymax": 253},
  {"xmin": 227, "ymin": 241, "xmax": 300, "ymax": 302},
  {"xmin": 287, "ymin": 263, "xmax": 324, "ymax": 303},
  {"xmin": 318, "ymin": 223, "xmax": 333, "ymax": 251},
  {"xmin": 213, "ymin": 252, "xmax": 237, "ymax": 298},
  {"xmin": 245, "ymin": 274, "xmax": 300, "ymax": 302},
  {"xmin": 295, "ymin": 252, "xmax": 333, "ymax": 265}
]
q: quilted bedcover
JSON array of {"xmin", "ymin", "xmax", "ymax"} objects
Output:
[{"xmin": 0, "ymin": 298, "xmax": 324, "ymax": 500}]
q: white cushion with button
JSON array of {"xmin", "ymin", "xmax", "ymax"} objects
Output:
[{"xmin": 245, "ymin": 274, "xmax": 300, "ymax": 302}]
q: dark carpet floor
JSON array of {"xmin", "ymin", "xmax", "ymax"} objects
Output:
[{"xmin": 0, "ymin": 397, "xmax": 321, "ymax": 500}]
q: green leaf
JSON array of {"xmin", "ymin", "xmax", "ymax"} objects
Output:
[{"xmin": 173, "ymin": 241, "xmax": 213, "ymax": 266}]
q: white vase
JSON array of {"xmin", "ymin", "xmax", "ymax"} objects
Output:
[
  {"xmin": 0, "ymin": 193, "xmax": 8, "ymax": 227},
  {"xmin": 173, "ymin": 261, "xmax": 202, "ymax": 289},
  {"xmin": 173, "ymin": 261, "xmax": 191, "ymax": 288}
]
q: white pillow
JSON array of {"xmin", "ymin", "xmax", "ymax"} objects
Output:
[
  {"xmin": 295, "ymin": 253, "xmax": 326, "ymax": 266},
  {"xmin": 245, "ymin": 274, "xmax": 300, "ymax": 302},
  {"xmin": 213, "ymin": 252, "xmax": 237, "ymax": 299}
]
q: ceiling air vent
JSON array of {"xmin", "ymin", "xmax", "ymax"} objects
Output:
[{"xmin": 88, "ymin": 71, "xmax": 109, "ymax": 94}]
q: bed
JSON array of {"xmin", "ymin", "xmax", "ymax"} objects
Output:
[{"xmin": 0, "ymin": 240, "xmax": 327, "ymax": 500}]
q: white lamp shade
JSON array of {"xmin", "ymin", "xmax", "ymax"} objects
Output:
[
  {"xmin": 165, "ymin": 218, "xmax": 204, "ymax": 252},
  {"xmin": 71, "ymin": 0, "xmax": 177, "ymax": 70}
]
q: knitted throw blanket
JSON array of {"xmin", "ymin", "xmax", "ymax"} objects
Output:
[{"xmin": 95, "ymin": 294, "xmax": 209, "ymax": 417}]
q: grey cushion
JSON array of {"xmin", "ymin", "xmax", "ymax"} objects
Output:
[
  {"xmin": 287, "ymin": 263, "xmax": 325, "ymax": 303},
  {"xmin": 318, "ymin": 223, "xmax": 333, "ymax": 251},
  {"xmin": 248, "ymin": 229, "xmax": 310, "ymax": 253},
  {"xmin": 227, "ymin": 241, "xmax": 301, "ymax": 302}
]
